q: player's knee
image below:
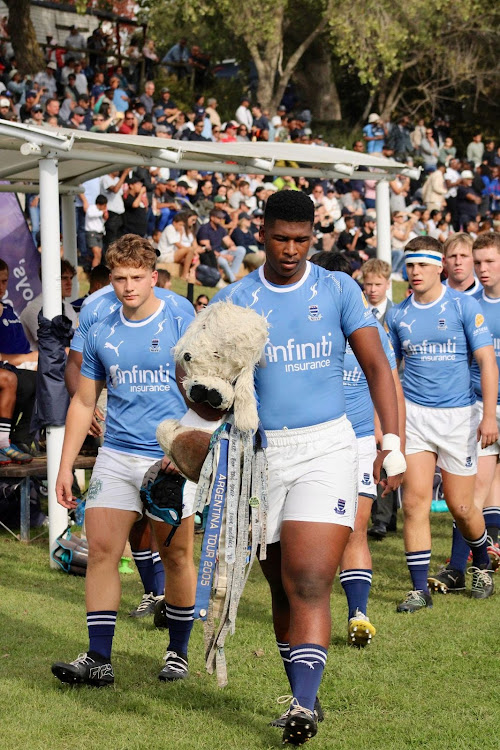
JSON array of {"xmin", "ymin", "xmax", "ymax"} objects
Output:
[
  {"xmin": 286, "ymin": 572, "xmax": 331, "ymax": 603},
  {"xmin": 452, "ymin": 503, "xmax": 473, "ymax": 523},
  {"xmin": 161, "ymin": 543, "xmax": 192, "ymax": 572},
  {"xmin": 87, "ymin": 538, "xmax": 120, "ymax": 566}
]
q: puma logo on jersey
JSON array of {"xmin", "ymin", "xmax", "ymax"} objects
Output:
[
  {"xmin": 104, "ymin": 340, "xmax": 124, "ymax": 357},
  {"xmin": 399, "ymin": 319, "xmax": 415, "ymax": 333}
]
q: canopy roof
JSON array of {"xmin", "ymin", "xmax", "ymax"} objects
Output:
[{"xmin": 0, "ymin": 121, "xmax": 409, "ymax": 192}]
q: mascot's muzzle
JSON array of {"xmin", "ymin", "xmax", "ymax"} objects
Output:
[
  {"xmin": 190, "ymin": 383, "xmax": 223, "ymax": 408},
  {"xmin": 183, "ymin": 375, "xmax": 235, "ymax": 412}
]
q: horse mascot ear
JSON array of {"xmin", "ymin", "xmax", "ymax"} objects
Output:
[{"xmin": 155, "ymin": 300, "xmax": 269, "ymax": 687}]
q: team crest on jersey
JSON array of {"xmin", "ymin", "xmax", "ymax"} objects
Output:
[
  {"xmin": 361, "ymin": 473, "xmax": 371, "ymax": 486},
  {"xmin": 334, "ymin": 498, "xmax": 346, "ymax": 515},
  {"xmin": 438, "ymin": 318, "xmax": 447, "ymax": 330},
  {"xmin": 465, "ymin": 456, "xmax": 472, "ymax": 468},
  {"xmin": 475, "ymin": 313, "xmax": 484, "ymax": 328},
  {"xmin": 308, "ymin": 304, "xmax": 322, "ymax": 321},
  {"xmin": 150, "ymin": 338, "xmax": 161, "ymax": 352}
]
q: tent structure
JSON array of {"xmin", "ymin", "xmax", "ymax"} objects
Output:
[{"xmin": 0, "ymin": 120, "xmax": 413, "ymax": 564}]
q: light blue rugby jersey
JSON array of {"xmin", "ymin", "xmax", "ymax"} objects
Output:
[
  {"xmin": 443, "ymin": 277, "xmax": 482, "ymax": 296},
  {"xmin": 71, "ymin": 286, "xmax": 194, "ymax": 353},
  {"xmin": 344, "ymin": 319, "xmax": 396, "ymax": 438},
  {"xmin": 81, "ymin": 299, "xmax": 194, "ymax": 458},
  {"xmin": 386, "ymin": 286, "xmax": 492, "ymax": 408},
  {"xmin": 470, "ymin": 290, "xmax": 500, "ymax": 405},
  {"xmin": 213, "ymin": 262, "xmax": 376, "ymax": 430}
]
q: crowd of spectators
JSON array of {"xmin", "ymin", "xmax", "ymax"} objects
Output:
[{"xmin": 0, "ymin": 22, "xmax": 498, "ymax": 287}]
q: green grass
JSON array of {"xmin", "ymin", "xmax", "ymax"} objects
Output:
[{"xmin": 1, "ymin": 514, "xmax": 498, "ymax": 750}]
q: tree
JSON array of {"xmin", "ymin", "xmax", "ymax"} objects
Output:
[
  {"xmin": 4, "ymin": 0, "xmax": 45, "ymax": 75},
  {"xmin": 143, "ymin": 0, "xmax": 335, "ymax": 111}
]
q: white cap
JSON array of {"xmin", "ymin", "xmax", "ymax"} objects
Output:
[
  {"xmin": 0, "ymin": 98, "xmax": 10, "ymax": 107},
  {"xmin": 368, "ymin": 113, "xmax": 380, "ymax": 123},
  {"xmin": 461, "ymin": 170, "xmax": 474, "ymax": 179}
]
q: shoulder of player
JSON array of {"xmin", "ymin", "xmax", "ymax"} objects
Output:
[
  {"xmin": 155, "ymin": 288, "xmax": 195, "ymax": 320},
  {"xmin": 211, "ymin": 272, "xmax": 261, "ymax": 304},
  {"xmin": 88, "ymin": 308, "xmax": 121, "ymax": 342},
  {"xmin": 386, "ymin": 296, "xmax": 410, "ymax": 322}
]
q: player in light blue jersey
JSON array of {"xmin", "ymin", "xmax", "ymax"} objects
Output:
[
  {"xmin": 311, "ymin": 252, "xmax": 404, "ymax": 649},
  {"xmin": 386, "ymin": 236, "xmax": 498, "ymax": 613},
  {"xmin": 213, "ymin": 191, "xmax": 405, "ymax": 745},
  {"xmin": 66, "ymin": 270, "xmax": 194, "ymax": 619},
  {"xmin": 442, "ymin": 232, "xmax": 482, "ymax": 296},
  {"xmin": 433, "ymin": 233, "xmax": 500, "ymax": 587},
  {"xmin": 51, "ymin": 235, "xmax": 197, "ymax": 688}
]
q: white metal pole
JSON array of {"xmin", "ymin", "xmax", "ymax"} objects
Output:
[
  {"xmin": 39, "ymin": 156, "xmax": 68, "ymax": 566},
  {"xmin": 61, "ymin": 194, "xmax": 79, "ymax": 299},
  {"xmin": 375, "ymin": 179, "xmax": 393, "ymax": 299}
]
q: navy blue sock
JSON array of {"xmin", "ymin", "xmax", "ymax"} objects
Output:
[
  {"xmin": 483, "ymin": 506, "xmax": 500, "ymax": 544},
  {"xmin": 87, "ymin": 611, "xmax": 117, "ymax": 660},
  {"xmin": 405, "ymin": 550, "xmax": 431, "ymax": 592},
  {"xmin": 277, "ymin": 640, "xmax": 293, "ymax": 689},
  {"xmin": 463, "ymin": 530, "xmax": 490, "ymax": 569},
  {"xmin": 132, "ymin": 549, "xmax": 156, "ymax": 594},
  {"xmin": 151, "ymin": 551, "xmax": 165, "ymax": 597},
  {"xmin": 449, "ymin": 522, "xmax": 470, "ymax": 573},
  {"xmin": 339, "ymin": 568, "xmax": 372, "ymax": 619},
  {"xmin": 165, "ymin": 602, "xmax": 194, "ymax": 657},
  {"xmin": 289, "ymin": 644, "xmax": 327, "ymax": 713}
]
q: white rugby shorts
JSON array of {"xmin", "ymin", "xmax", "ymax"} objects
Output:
[
  {"xmin": 85, "ymin": 446, "xmax": 195, "ymax": 519},
  {"xmin": 357, "ymin": 435, "xmax": 377, "ymax": 499},
  {"xmin": 476, "ymin": 401, "xmax": 500, "ymax": 458},
  {"xmin": 405, "ymin": 399, "xmax": 478, "ymax": 476},
  {"xmin": 265, "ymin": 415, "xmax": 358, "ymax": 544}
]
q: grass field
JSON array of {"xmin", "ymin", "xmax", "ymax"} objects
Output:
[{"xmin": 1, "ymin": 514, "xmax": 498, "ymax": 750}]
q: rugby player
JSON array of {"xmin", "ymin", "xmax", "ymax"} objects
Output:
[
  {"xmin": 51, "ymin": 235, "xmax": 197, "ymax": 687},
  {"xmin": 386, "ymin": 237, "xmax": 498, "ymax": 613},
  {"xmin": 214, "ymin": 191, "xmax": 405, "ymax": 745},
  {"xmin": 429, "ymin": 232, "xmax": 500, "ymax": 590},
  {"xmin": 65, "ymin": 266, "xmax": 192, "ymax": 619},
  {"xmin": 442, "ymin": 233, "xmax": 482, "ymax": 295},
  {"xmin": 311, "ymin": 252, "xmax": 405, "ymax": 648}
]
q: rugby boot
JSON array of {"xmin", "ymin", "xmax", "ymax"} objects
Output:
[
  {"xmin": 158, "ymin": 649, "xmax": 189, "ymax": 681},
  {"xmin": 270, "ymin": 696, "xmax": 324, "ymax": 728},
  {"xmin": 348, "ymin": 609, "xmax": 376, "ymax": 647},
  {"xmin": 469, "ymin": 565, "xmax": 494, "ymax": 599},
  {"xmin": 396, "ymin": 590, "xmax": 433, "ymax": 613},
  {"xmin": 283, "ymin": 699, "xmax": 318, "ymax": 745},
  {"xmin": 51, "ymin": 651, "xmax": 114, "ymax": 687},
  {"xmin": 427, "ymin": 566, "xmax": 466, "ymax": 594}
]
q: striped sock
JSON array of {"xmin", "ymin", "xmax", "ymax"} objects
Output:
[
  {"xmin": 0, "ymin": 418, "xmax": 11, "ymax": 449},
  {"xmin": 463, "ymin": 530, "xmax": 490, "ymax": 568},
  {"xmin": 151, "ymin": 551, "xmax": 165, "ymax": 597},
  {"xmin": 277, "ymin": 640, "xmax": 293, "ymax": 689},
  {"xmin": 449, "ymin": 522, "xmax": 470, "ymax": 573},
  {"xmin": 165, "ymin": 602, "xmax": 194, "ymax": 657},
  {"xmin": 87, "ymin": 610, "xmax": 117, "ymax": 660},
  {"xmin": 405, "ymin": 550, "xmax": 431, "ymax": 592},
  {"xmin": 483, "ymin": 506, "xmax": 500, "ymax": 544},
  {"xmin": 131, "ymin": 549, "xmax": 156, "ymax": 594},
  {"xmin": 289, "ymin": 644, "xmax": 327, "ymax": 713},
  {"xmin": 339, "ymin": 568, "xmax": 372, "ymax": 619}
]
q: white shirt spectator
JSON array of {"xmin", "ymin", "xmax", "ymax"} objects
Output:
[
  {"xmin": 100, "ymin": 175, "xmax": 125, "ymax": 214},
  {"xmin": 85, "ymin": 205, "xmax": 106, "ymax": 234},
  {"xmin": 235, "ymin": 104, "xmax": 253, "ymax": 129},
  {"xmin": 444, "ymin": 166, "xmax": 460, "ymax": 199},
  {"xmin": 157, "ymin": 224, "xmax": 192, "ymax": 263}
]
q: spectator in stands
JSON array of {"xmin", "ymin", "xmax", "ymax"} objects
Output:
[
  {"xmin": 84, "ymin": 194, "xmax": 108, "ymax": 268},
  {"xmin": 25, "ymin": 104, "xmax": 44, "ymax": 128},
  {"xmin": 19, "ymin": 90, "xmax": 40, "ymax": 122},
  {"xmin": 162, "ymin": 38, "xmax": 190, "ymax": 78},
  {"xmin": 387, "ymin": 114, "xmax": 413, "ymax": 162},
  {"xmin": 420, "ymin": 127, "xmax": 440, "ymax": 172},
  {"xmin": 118, "ymin": 109, "xmax": 138, "ymax": 135},
  {"xmin": 456, "ymin": 169, "xmax": 482, "ymax": 229},
  {"xmin": 20, "ymin": 260, "xmax": 78, "ymax": 351},
  {"xmin": 235, "ymin": 95, "xmax": 253, "ymax": 129},
  {"xmin": 187, "ymin": 117, "xmax": 208, "ymax": 141},
  {"xmin": 100, "ymin": 169, "xmax": 128, "ymax": 249},
  {"xmin": 71, "ymin": 264, "xmax": 110, "ymax": 313},
  {"xmin": 34, "ymin": 61, "xmax": 58, "ymax": 102},
  {"xmin": 142, "ymin": 39, "xmax": 159, "ymax": 80},
  {"xmin": 205, "ymin": 97, "xmax": 221, "ymax": 128},
  {"xmin": 109, "ymin": 76, "xmax": 129, "ymax": 115},
  {"xmin": 123, "ymin": 176, "xmax": 148, "ymax": 237},
  {"xmin": 438, "ymin": 136, "xmax": 456, "ymax": 165},
  {"xmin": 157, "ymin": 212, "xmax": 199, "ymax": 280},
  {"xmin": 65, "ymin": 25, "xmax": 86, "ymax": 61},
  {"xmin": 194, "ymin": 179, "xmax": 215, "ymax": 219},
  {"xmin": 194, "ymin": 294, "xmax": 209, "ymax": 313},
  {"xmin": 421, "ymin": 162, "xmax": 447, "ymax": 212},
  {"xmin": 66, "ymin": 106, "xmax": 87, "ymax": 130},
  {"xmin": 189, "ymin": 45, "xmax": 210, "ymax": 88},
  {"xmin": 466, "ymin": 132, "xmax": 484, "ymax": 167},
  {"xmin": 138, "ymin": 113, "xmax": 155, "ymax": 136},
  {"xmin": 363, "ymin": 113, "xmax": 386, "ymax": 154},
  {"xmin": 44, "ymin": 97, "xmax": 63, "ymax": 126},
  {"xmin": 197, "ymin": 208, "xmax": 246, "ymax": 283},
  {"xmin": 230, "ymin": 212, "xmax": 265, "ymax": 270},
  {"xmin": 156, "ymin": 269, "xmax": 172, "ymax": 289},
  {"xmin": 90, "ymin": 71, "xmax": 106, "ymax": 109},
  {"xmin": 391, "ymin": 210, "xmax": 418, "ymax": 277}
]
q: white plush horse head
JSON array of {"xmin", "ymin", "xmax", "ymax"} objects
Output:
[{"xmin": 173, "ymin": 300, "xmax": 268, "ymax": 432}]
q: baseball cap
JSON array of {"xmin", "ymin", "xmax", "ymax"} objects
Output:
[
  {"xmin": 263, "ymin": 182, "xmax": 278, "ymax": 192},
  {"xmin": 31, "ymin": 104, "xmax": 43, "ymax": 113},
  {"xmin": 176, "ymin": 180, "xmax": 189, "ymax": 189},
  {"xmin": 461, "ymin": 170, "xmax": 474, "ymax": 179},
  {"xmin": 277, "ymin": 105, "xmax": 286, "ymax": 112},
  {"xmin": 161, "ymin": 87, "xmax": 170, "ymax": 94},
  {"xmin": 0, "ymin": 98, "xmax": 10, "ymax": 107},
  {"xmin": 46, "ymin": 61, "xmax": 57, "ymax": 70},
  {"xmin": 73, "ymin": 106, "xmax": 86, "ymax": 115},
  {"xmin": 213, "ymin": 195, "xmax": 227, "ymax": 204},
  {"xmin": 238, "ymin": 212, "xmax": 251, "ymax": 220},
  {"xmin": 8, "ymin": 69, "xmax": 19, "ymax": 79},
  {"xmin": 128, "ymin": 175, "xmax": 143, "ymax": 184},
  {"xmin": 27, "ymin": 90, "xmax": 37, "ymax": 99},
  {"xmin": 368, "ymin": 112, "xmax": 380, "ymax": 123},
  {"xmin": 252, "ymin": 208, "xmax": 264, "ymax": 218}
]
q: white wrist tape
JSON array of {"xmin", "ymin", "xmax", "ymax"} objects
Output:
[
  {"xmin": 383, "ymin": 449, "xmax": 407, "ymax": 477},
  {"xmin": 382, "ymin": 433, "xmax": 400, "ymax": 452}
]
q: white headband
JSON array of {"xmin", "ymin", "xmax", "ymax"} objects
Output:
[{"xmin": 404, "ymin": 250, "xmax": 443, "ymax": 267}]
